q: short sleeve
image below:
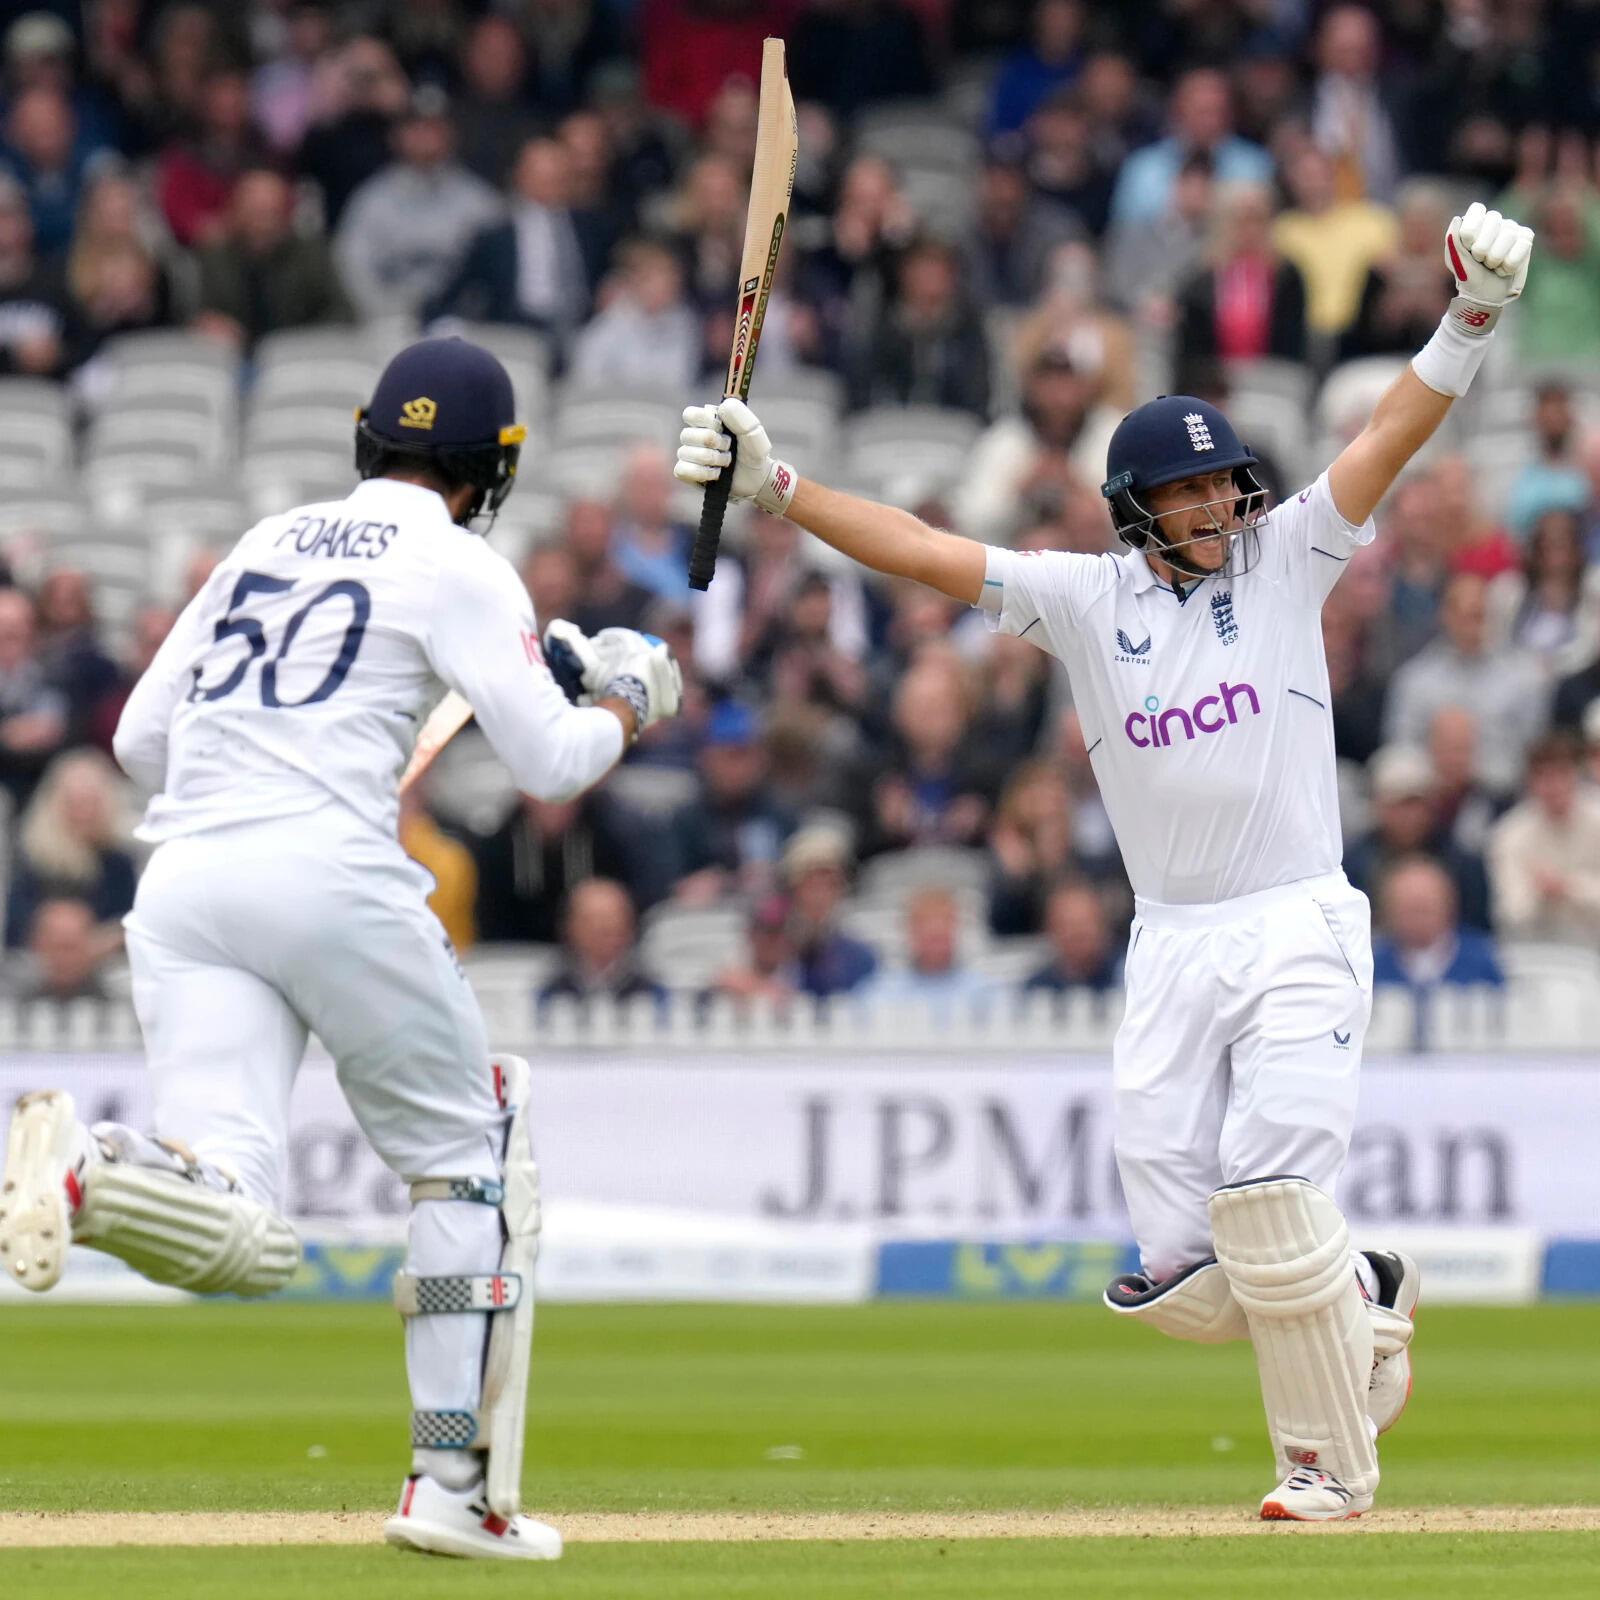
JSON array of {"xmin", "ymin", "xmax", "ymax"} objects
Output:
[
  {"xmin": 977, "ymin": 547, "xmax": 1120, "ymax": 658},
  {"xmin": 1264, "ymin": 470, "xmax": 1377, "ymax": 605}
]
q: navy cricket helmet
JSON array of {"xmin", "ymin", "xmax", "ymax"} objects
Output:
[
  {"xmin": 355, "ymin": 337, "xmax": 527, "ymax": 526},
  {"xmin": 1100, "ymin": 395, "xmax": 1266, "ymax": 578}
]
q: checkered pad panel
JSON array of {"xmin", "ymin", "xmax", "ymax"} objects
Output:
[
  {"xmin": 395, "ymin": 1272, "xmax": 523, "ymax": 1316},
  {"xmin": 411, "ymin": 1409, "xmax": 479, "ymax": 1449}
]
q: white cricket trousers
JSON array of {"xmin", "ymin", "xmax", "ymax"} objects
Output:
[
  {"xmin": 123, "ymin": 806, "xmax": 506, "ymax": 1427},
  {"xmin": 1113, "ymin": 871, "xmax": 1373, "ymax": 1282}
]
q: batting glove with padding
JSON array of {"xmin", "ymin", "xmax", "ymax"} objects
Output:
[
  {"xmin": 1443, "ymin": 201, "xmax": 1534, "ymax": 336},
  {"xmin": 600, "ymin": 632, "xmax": 683, "ymax": 734},
  {"xmin": 674, "ymin": 398, "xmax": 797, "ymax": 515},
  {"xmin": 543, "ymin": 620, "xmax": 644, "ymax": 705}
]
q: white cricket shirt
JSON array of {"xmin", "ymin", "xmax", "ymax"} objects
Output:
[
  {"xmin": 114, "ymin": 478, "xmax": 624, "ymax": 843},
  {"xmin": 981, "ymin": 471, "xmax": 1375, "ymax": 905}
]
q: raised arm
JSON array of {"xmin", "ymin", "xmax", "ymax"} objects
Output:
[
  {"xmin": 675, "ymin": 399, "xmax": 987, "ymax": 606},
  {"xmin": 1328, "ymin": 203, "xmax": 1534, "ymax": 527}
]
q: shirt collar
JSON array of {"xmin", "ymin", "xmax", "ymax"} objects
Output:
[
  {"xmin": 344, "ymin": 477, "xmax": 454, "ymax": 521},
  {"xmin": 1128, "ymin": 546, "xmax": 1207, "ymax": 602}
]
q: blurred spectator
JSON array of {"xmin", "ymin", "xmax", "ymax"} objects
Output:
[
  {"xmin": 1553, "ymin": 641, "xmax": 1600, "ymax": 735},
  {"xmin": 782, "ymin": 823, "xmax": 878, "ymax": 998},
  {"xmin": 1323, "ymin": 596, "xmax": 1386, "ymax": 765},
  {"xmin": 1103, "ymin": 148, "xmax": 1211, "ymax": 323},
  {"xmin": 1432, "ymin": 454, "xmax": 1519, "ymax": 581},
  {"xmin": 1487, "ymin": 731, "xmax": 1600, "ymax": 947},
  {"xmin": 155, "ymin": 68, "xmax": 264, "ymax": 250},
  {"xmin": 638, "ymin": 0, "xmax": 773, "ymax": 129},
  {"xmin": 846, "ymin": 236, "xmax": 990, "ymax": 416},
  {"xmin": 567, "ymin": 236, "xmax": 698, "ymax": 391},
  {"xmin": 426, "ymin": 136, "xmax": 590, "ymax": 341},
  {"xmin": 965, "ymin": 147, "xmax": 1080, "ymax": 310},
  {"xmin": 298, "ymin": 36, "xmax": 413, "ymax": 227},
  {"xmin": 1023, "ymin": 88, "xmax": 1117, "ymax": 238},
  {"xmin": 0, "ymin": 587, "xmax": 67, "ymax": 809},
  {"xmin": 672, "ymin": 700, "xmax": 794, "ymax": 903},
  {"xmin": 193, "ymin": 168, "xmax": 350, "ymax": 349},
  {"xmin": 1371, "ymin": 475, "xmax": 1446, "ymax": 675},
  {"xmin": 1428, "ymin": 706, "xmax": 1505, "ymax": 863},
  {"xmin": 1486, "ymin": 509, "xmax": 1600, "ymax": 681},
  {"xmin": 666, "ymin": 151, "xmax": 745, "ymax": 313},
  {"xmin": 859, "ymin": 886, "xmax": 994, "ymax": 1016},
  {"xmin": 986, "ymin": 760, "xmax": 1075, "ymax": 936},
  {"xmin": 1384, "ymin": 573, "xmax": 1545, "ymax": 797},
  {"xmin": 67, "ymin": 169, "xmax": 177, "ymax": 334},
  {"xmin": 0, "ymin": 172, "xmax": 73, "ymax": 376},
  {"xmin": 35, "ymin": 569, "xmax": 119, "ymax": 740},
  {"xmin": 473, "ymin": 791, "xmax": 637, "ymax": 944},
  {"xmin": 988, "ymin": 0, "xmax": 1084, "ymax": 135},
  {"xmin": 560, "ymin": 498, "xmax": 652, "ymax": 634},
  {"xmin": 794, "ymin": 153, "xmax": 915, "ymax": 372},
  {"xmin": 70, "ymin": 232, "xmax": 164, "ymax": 354},
  {"xmin": 610, "ymin": 444, "xmax": 692, "ymax": 602},
  {"xmin": 4, "ymin": 11, "xmax": 120, "ymax": 154},
  {"xmin": 1108, "ymin": 67, "xmax": 1271, "ymax": 228},
  {"xmin": 952, "ymin": 347, "xmax": 1117, "ymax": 544},
  {"xmin": 1340, "ymin": 178, "xmax": 1454, "ymax": 360},
  {"xmin": 335, "ymin": 85, "xmax": 501, "ymax": 321},
  {"xmin": 3, "ymin": 83, "xmax": 109, "ymax": 257},
  {"xmin": 521, "ymin": 0, "xmax": 618, "ymax": 119},
  {"xmin": 3, "ymin": 895, "xmax": 115, "ymax": 1003},
  {"xmin": 861, "ymin": 653, "xmax": 995, "ymax": 856},
  {"xmin": 453, "ymin": 16, "xmax": 537, "ymax": 187},
  {"xmin": 1177, "ymin": 180, "xmax": 1307, "ymax": 375},
  {"xmin": 1310, "ymin": 4, "xmax": 1401, "ymax": 202},
  {"xmin": 5, "ymin": 748, "xmax": 136, "ymax": 949},
  {"xmin": 1010, "ymin": 238, "xmax": 1136, "ymax": 411},
  {"xmin": 1504, "ymin": 383, "xmax": 1591, "ymax": 540},
  {"xmin": 706, "ymin": 891, "xmax": 797, "ymax": 1007},
  {"xmin": 252, "ymin": 1, "xmax": 336, "ymax": 158},
  {"xmin": 1344, "ymin": 743, "xmax": 1490, "ymax": 932},
  {"xmin": 1272, "ymin": 144, "xmax": 1395, "ymax": 345},
  {"xmin": 399, "ymin": 782, "xmax": 477, "ymax": 952},
  {"xmin": 538, "ymin": 878, "xmax": 666, "ymax": 1007},
  {"xmin": 787, "ymin": 0, "xmax": 933, "ymax": 120},
  {"xmin": 1372, "ymin": 855, "xmax": 1504, "ymax": 1050},
  {"xmin": 1023, "ymin": 879, "xmax": 1122, "ymax": 994},
  {"xmin": 1492, "ymin": 182, "xmax": 1600, "ymax": 366}
]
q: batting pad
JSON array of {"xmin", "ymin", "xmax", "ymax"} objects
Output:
[
  {"xmin": 75, "ymin": 1163, "xmax": 300, "ymax": 1296},
  {"xmin": 1208, "ymin": 1177, "xmax": 1378, "ymax": 1499},
  {"xmin": 1103, "ymin": 1259, "xmax": 1248, "ymax": 1343}
]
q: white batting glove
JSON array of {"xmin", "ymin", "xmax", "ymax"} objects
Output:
[
  {"xmin": 1443, "ymin": 202, "xmax": 1535, "ymax": 335},
  {"xmin": 543, "ymin": 619, "xmax": 645, "ymax": 705},
  {"xmin": 600, "ymin": 632, "xmax": 683, "ymax": 735},
  {"xmin": 674, "ymin": 398, "xmax": 797, "ymax": 516}
]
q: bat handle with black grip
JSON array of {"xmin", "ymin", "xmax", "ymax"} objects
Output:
[{"xmin": 688, "ymin": 435, "xmax": 737, "ymax": 591}]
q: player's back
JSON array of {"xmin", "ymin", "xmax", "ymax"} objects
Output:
[{"xmin": 140, "ymin": 478, "xmax": 484, "ymax": 845}]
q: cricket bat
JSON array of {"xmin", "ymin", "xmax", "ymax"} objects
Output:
[
  {"xmin": 686, "ymin": 36, "xmax": 798, "ymax": 592},
  {"xmin": 399, "ymin": 689, "xmax": 473, "ymax": 794}
]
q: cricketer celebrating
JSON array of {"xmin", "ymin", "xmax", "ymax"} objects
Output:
[
  {"xmin": 1, "ymin": 338, "xmax": 683, "ymax": 1561},
  {"xmin": 676, "ymin": 203, "xmax": 1534, "ymax": 1521}
]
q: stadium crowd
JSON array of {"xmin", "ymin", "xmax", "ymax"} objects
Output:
[{"xmin": 0, "ymin": 0, "xmax": 1598, "ymax": 1026}]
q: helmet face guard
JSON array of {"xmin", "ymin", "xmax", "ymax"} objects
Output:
[
  {"xmin": 355, "ymin": 415, "xmax": 526, "ymax": 529},
  {"xmin": 1104, "ymin": 464, "xmax": 1269, "ymax": 580}
]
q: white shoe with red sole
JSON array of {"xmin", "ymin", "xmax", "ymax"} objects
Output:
[
  {"xmin": 1260, "ymin": 1465, "xmax": 1372, "ymax": 1521},
  {"xmin": 383, "ymin": 1473, "xmax": 562, "ymax": 1560}
]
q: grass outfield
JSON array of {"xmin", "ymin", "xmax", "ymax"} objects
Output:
[{"xmin": 1, "ymin": 1301, "xmax": 1598, "ymax": 1595}]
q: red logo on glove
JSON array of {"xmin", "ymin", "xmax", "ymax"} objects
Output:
[
  {"xmin": 1456, "ymin": 305, "xmax": 1491, "ymax": 328},
  {"xmin": 770, "ymin": 463, "xmax": 792, "ymax": 499},
  {"xmin": 1446, "ymin": 234, "xmax": 1469, "ymax": 283},
  {"xmin": 521, "ymin": 630, "xmax": 544, "ymax": 665}
]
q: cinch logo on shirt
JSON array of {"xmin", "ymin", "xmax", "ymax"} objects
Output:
[{"xmin": 1124, "ymin": 681, "xmax": 1261, "ymax": 748}]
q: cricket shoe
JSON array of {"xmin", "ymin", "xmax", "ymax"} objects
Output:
[
  {"xmin": 1259, "ymin": 1466, "xmax": 1371, "ymax": 1521},
  {"xmin": 384, "ymin": 1473, "xmax": 562, "ymax": 1561},
  {"xmin": 0, "ymin": 1090, "xmax": 93, "ymax": 1291},
  {"xmin": 1362, "ymin": 1249, "xmax": 1420, "ymax": 1435}
]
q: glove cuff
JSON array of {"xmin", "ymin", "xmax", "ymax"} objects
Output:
[
  {"xmin": 753, "ymin": 457, "xmax": 798, "ymax": 517},
  {"xmin": 1443, "ymin": 293, "xmax": 1503, "ymax": 338},
  {"xmin": 1412, "ymin": 309, "xmax": 1494, "ymax": 398}
]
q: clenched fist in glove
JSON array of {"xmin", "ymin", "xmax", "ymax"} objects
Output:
[
  {"xmin": 1412, "ymin": 201, "xmax": 1535, "ymax": 398},
  {"xmin": 1443, "ymin": 202, "xmax": 1534, "ymax": 335},
  {"xmin": 674, "ymin": 398, "xmax": 798, "ymax": 516}
]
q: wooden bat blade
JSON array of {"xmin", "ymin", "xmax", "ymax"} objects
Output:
[
  {"xmin": 687, "ymin": 36, "xmax": 799, "ymax": 592},
  {"xmin": 400, "ymin": 689, "xmax": 473, "ymax": 793}
]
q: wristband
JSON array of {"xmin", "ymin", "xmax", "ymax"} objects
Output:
[
  {"xmin": 1411, "ymin": 308, "xmax": 1494, "ymax": 399},
  {"xmin": 754, "ymin": 457, "xmax": 798, "ymax": 516},
  {"xmin": 602, "ymin": 672, "xmax": 649, "ymax": 740}
]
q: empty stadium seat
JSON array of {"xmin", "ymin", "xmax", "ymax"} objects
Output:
[{"xmin": 640, "ymin": 903, "xmax": 747, "ymax": 989}]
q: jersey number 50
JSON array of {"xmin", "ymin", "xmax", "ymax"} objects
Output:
[{"xmin": 188, "ymin": 571, "xmax": 371, "ymax": 707}]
